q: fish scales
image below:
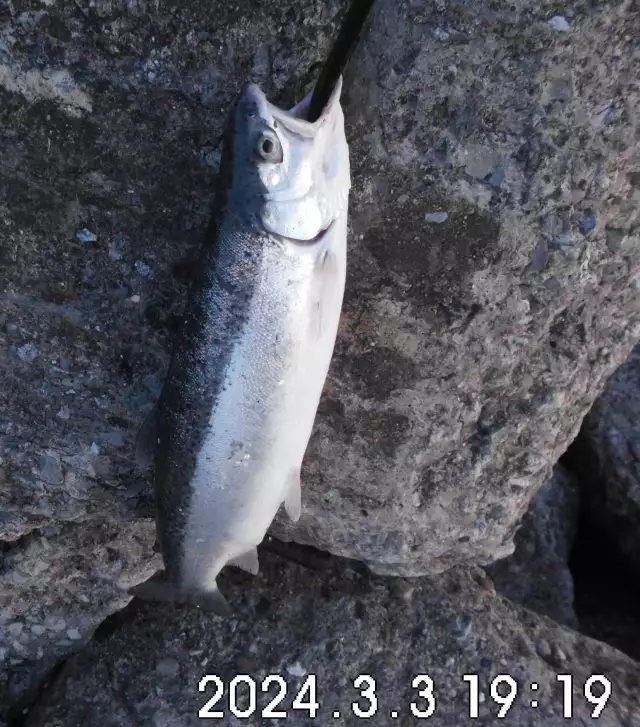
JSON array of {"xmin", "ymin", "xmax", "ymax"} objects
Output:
[{"xmin": 131, "ymin": 79, "xmax": 350, "ymax": 613}]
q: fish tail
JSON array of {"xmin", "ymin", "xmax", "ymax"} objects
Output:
[{"xmin": 129, "ymin": 572, "xmax": 232, "ymax": 617}]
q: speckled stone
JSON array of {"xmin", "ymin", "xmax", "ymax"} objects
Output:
[
  {"xmin": 0, "ymin": 521, "xmax": 160, "ymax": 714},
  {"xmin": 486, "ymin": 465, "xmax": 579, "ymax": 628},
  {"xmin": 270, "ymin": 0, "xmax": 640, "ymax": 575},
  {"xmin": 22, "ymin": 554, "xmax": 640, "ymax": 727}
]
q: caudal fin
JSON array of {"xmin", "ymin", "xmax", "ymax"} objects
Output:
[{"xmin": 129, "ymin": 571, "xmax": 232, "ymax": 617}]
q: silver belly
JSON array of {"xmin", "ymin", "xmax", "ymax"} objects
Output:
[{"xmin": 180, "ymin": 211, "xmax": 347, "ymax": 589}]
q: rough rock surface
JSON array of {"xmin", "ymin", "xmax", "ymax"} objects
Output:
[
  {"xmin": 486, "ymin": 465, "xmax": 579, "ymax": 628},
  {"xmin": 1, "ymin": 0, "xmax": 640, "ymax": 714},
  {"xmin": 22, "ymin": 553, "xmax": 640, "ymax": 727},
  {"xmin": 0, "ymin": 519, "xmax": 160, "ymax": 715},
  {"xmin": 263, "ymin": 0, "xmax": 640, "ymax": 571},
  {"xmin": 569, "ymin": 343, "xmax": 640, "ymax": 569},
  {"xmin": 2, "ymin": 0, "xmax": 640, "ymax": 571}
]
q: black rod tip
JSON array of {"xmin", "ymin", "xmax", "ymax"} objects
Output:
[{"xmin": 307, "ymin": 0, "xmax": 375, "ymax": 122}]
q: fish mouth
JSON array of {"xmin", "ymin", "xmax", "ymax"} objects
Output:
[{"xmin": 244, "ymin": 77, "xmax": 344, "ymax": 137}]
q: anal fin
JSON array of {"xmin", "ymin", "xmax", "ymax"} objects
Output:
[
  {"xmin": 228, "ymin": 548, "xmax": 260, "ymax": 575},
  {"xmin": 135, "ymin": 406, "xmax": 159, "ymax": 469},
  {"xmin": 284, "ymin": 468, "xmax": 302, "ymax": 522}
]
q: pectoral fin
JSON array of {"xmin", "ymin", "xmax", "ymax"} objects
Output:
[
  {"xmin": 284, "ymin": 469, "xmax": 302, "ymax": 522},
  {"xmin": 228, "ymin": 548, "xmax": 260, "ymax": 575},
  {"xmin": 309, "ymin": 249, "xmax": 340, "ymax": 339},
  {"xmin": 135, "ymin": 406, "xmax": 158, "ymax": 469}
]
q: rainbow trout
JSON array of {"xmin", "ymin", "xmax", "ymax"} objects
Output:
[{"xmin": 131, "ymin": 78, "xmax": 350, "ymax": 614}]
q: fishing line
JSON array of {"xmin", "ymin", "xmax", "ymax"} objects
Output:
[{"xmin": 307, "ymin": 0, "xmax": 375, "ymax": 122}]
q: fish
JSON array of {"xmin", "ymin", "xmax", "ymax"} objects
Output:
[{"xmin": 129, "ymin": 77, "xmax": 350, "ymax": 615}]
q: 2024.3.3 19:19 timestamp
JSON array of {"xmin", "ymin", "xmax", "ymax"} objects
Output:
[{"xmin": 198, "ymin": 672, "xmax": 612, "ymax": 720}]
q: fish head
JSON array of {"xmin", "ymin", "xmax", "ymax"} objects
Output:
[{"xmin": 230, "ymin": 78, "xmax": 350, "ymax": 242}]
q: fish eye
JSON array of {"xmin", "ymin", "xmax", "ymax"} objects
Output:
[{"xmin": 255, "ymin": 131, "xmax": 282, "ymax": 163}]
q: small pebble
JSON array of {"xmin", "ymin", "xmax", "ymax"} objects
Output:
[
  {"xmin": 108, "ymin": 233, "xmax": 128, "ymax": 260},
  {"xmin": 7, "ymin": 623, "xmax": 23, "ymax": 637},
  {"xmin": 30, "ymin": 625, "xmax": 46, "ymax": 636},
  {"xmin": 537, "ymin": 639, "xmax": 552, "ymax": 659},
  {"xmin": 579, "ymin": 215, "xmax": 596, "ymax": 235},
  {"xmin": 130, "ymin": 294, "xmax": 141, "ymax": 303},
  {"xmin": 286, "ymin": 661, "xmax": 307, "ymax": 678},
  {"xmin": 108, "ymin": 244, "xmax": 122, "ymax": 260},
  {"xmin": 530, "ymin": 240, "xmax": 549, "ymax": 271},
  {"xmin": 17, "ymin": 344, "xmax": 37, "ymax": 362},
  {"xmin": 66, "ymin": 629, "xmax": 82, "ymax": 641},
  {"xmin": 549, "ymin": 16, "xmax": 571, "ymax": 31},
  {"xmin": 553, "ymin": 644, "xmax": 568, "ymax": 663},
  {"xmin": 134, "ymin": 261, "xmax": 153, "ymax": 278},
  {"xmin": 57, "ymin": 407, "xmax": 70, "ymax": 420},
  {"xmin": 76, "ymin": 228, "xmax": 97, "ymax": 243},
  {"xmin": 89, "ymin": 442, "xmax": 100, "ymax": 455},
  {"xmin": 452, "ymin": 617, "xmax": 472, "ymax": 640},
  {"xmin": 424, "ymin": 211, "xmax": 449, "ymax": 224},
  {"xmin": 156, "ymin": 657, "xmax": 180, "ymax": 678}
]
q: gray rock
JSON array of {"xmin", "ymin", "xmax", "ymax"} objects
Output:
[
  {"xmin": 0, "ymin": 520, "xmax": 160, "ymax": 713},
  {"xmin": 486, "ymin": 465, "xmax": 579, "ymax": 628},
  {"xmin": 270, "ymin": 0, "xmax": 640, "ymax": 575},
  {"xmin": 22, "ymin": 554, "xmax": 640, "ymax": 727},
  {"xmin": 0, "ymin": 0, "xmax": 640, "ymax": 712},
  {"xmin": 573, "ymin": 344, "xmax": 640, "ymax": 568},
  {"xmin": 38, "ymin": 455, "xmax": 63, "ymax": 486}
]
